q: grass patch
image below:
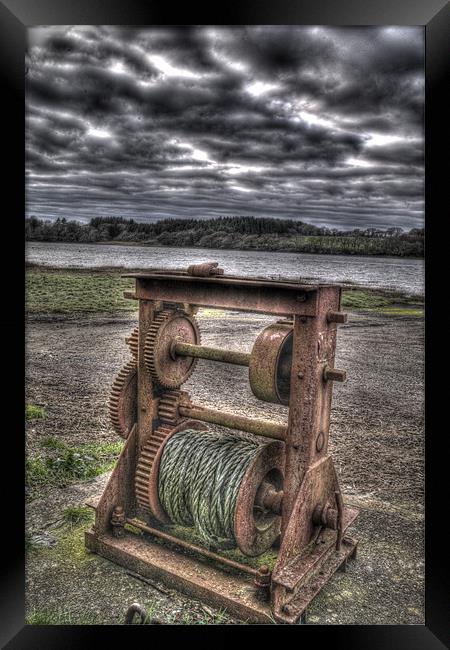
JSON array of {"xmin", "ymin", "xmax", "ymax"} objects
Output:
[
  {"xmin": 179, "ymin": 608, "xmax": 229, "ymax": 625},
  {"xmin": 26, "ymin": 607, "xmax": 104, "ymax": 625},
  {"xmin": 62, "ymin": 505, "xmax": 94, "ymax": 527},
  {"xmin": 39, "ymin": 435, "xmax": 67, "ymax": 450},
  {"xmin": 55, "ymin": 513, "xmax": 96, "ymax": 566},
  {"xmin": 378, "ymin": 306, "xmax": 424, "ymax": 317},
  {"xmin": 25, "ymin": 404, "xmax": 46, "ymax": 420},
  {"xmin": 342, "ymin": 287, "xmax": 423, "ymax": 314},
  {"xmin": 25, "ymin": 267, "xmax": 136, "ymax": 315},
  {"xmin": 26, "ymin": 439, "xmax": 123, "ymax": 498},
  {"xmin": 26, "ymin": 265, "xmax": 423, "ymax": 318},
  {"xmin": 341, "ymin": 289, "xmax": 392, "ymax": 310}
]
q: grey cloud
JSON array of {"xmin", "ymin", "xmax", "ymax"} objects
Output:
[{"xmin": 26, "ymin": 26, "xmax": 424, "ymax": 230}]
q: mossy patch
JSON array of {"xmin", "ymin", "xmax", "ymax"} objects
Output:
[
  {"xmin": 62, "ymin": 505, "xmax": 94, "ymax": 527},
  {"xmin": 342, "ymin": 290, "xmax": 392, "ymax": 310},
  {"xmin": 26, "ymin": 404, "xmax": 46, "ymax": 420},
  {"xmin": 378, "ymin": 307, "xmax": 424, "ymax": 317},
  {"xmin": 54, "ymin": 517, "xmax": 96, "ymax": 568},
  {"xmin": 342, "ymin": 288, "xmax": 423, "ymax": 314},
  {"xmin": 26, "ymin": 439, "xmax": 123, "ymax": 499}
]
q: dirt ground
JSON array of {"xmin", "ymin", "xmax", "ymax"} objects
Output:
[{"xmin": 25, "ymin": 308, "xmax": 424, "ymax": 624}]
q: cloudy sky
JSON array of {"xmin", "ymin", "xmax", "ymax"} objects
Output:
[{"xmin": 26, "ymin": 26, "xmax": 424, "ymax": 231}]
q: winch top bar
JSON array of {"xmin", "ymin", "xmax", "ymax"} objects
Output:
[{"xmin": 123, "ymin": 272, "xmax": 341, "ymax": 316}]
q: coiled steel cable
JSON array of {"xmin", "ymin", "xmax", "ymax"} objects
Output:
[{"xmin": 158, "ymin": 429, "xmax": 261, "ymax": 549}]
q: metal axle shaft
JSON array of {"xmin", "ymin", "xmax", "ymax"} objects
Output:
[
  {"xmin": 178, "ymin": 401, "xmax": 287, "ymax": 441},
  {"xmin": 172, "ymin": 340, "xmax": 251, "ymax": 367}
]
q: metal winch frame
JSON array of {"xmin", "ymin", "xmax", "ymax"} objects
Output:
[{"xmin": 85, "ymin": 262, "xmax": 358, "ymax": 624}]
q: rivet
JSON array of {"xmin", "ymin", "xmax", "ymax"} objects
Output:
[{"xmin": 316, "ymin": 431, "xmax": 325, "ymax": 452}]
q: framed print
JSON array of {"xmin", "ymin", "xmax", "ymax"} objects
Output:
[{"xmin": 1, "ymin": 0, "xmax": 448, "ymax": 647}]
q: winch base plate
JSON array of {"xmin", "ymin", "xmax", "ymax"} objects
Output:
[
  {"xmin": 85, "ymin": 527, "xmax": 357, "ymax": 624},
  {"xmin": 85, "ymin": 529, "xmax": 273, "ymax": 624}
]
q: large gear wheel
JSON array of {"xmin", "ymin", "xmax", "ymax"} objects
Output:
[
  {"xmin": 144, "ymin": 310, "xmax": 200, "ymax": 389},
  {"xmin": 135, "ymin": 419, "xmax": 209, "ymax": 520},
  {"xmin": 109, "ymin": 360, "xmax": 137, "ymax": 439},
  {"xmin": 135, "ymin": 424, "xmax": 173, "ymax": 511}
]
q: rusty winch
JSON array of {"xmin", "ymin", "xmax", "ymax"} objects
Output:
[{"xmin": 86, "ymin": 262, "xmax": 358, "ymax": 624}]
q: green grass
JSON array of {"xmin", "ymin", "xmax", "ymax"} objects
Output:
[
  {"xmin": 341, "ymin": 289, "xmax": 392, "ymax": 310},
  {"xmin": 25, "ymin": 404, "xmax": 46, "ymax": 420},
  {"xmin": 26, "ymin": 265, "xmax": 423, "ymax": 317},
  {"xmin": 25, "ymin": 266, "xmax": 136, "ymax": 314},
  {"xmin": 26, "ymin": 607, "xmax": 105, "ymax": 625},
  {"xmin": 26, "ymin": 439, "xmax": 123, "ymax": 498},
  {"xmin": 341, "ymin": 288, "xmax": 423, "ymax": 314},
  {"xmin": 178, "ymin": 608, "xmax": 229, "ymax": 625},
  {"xmin": 62, "ymin": 505, "xmax": 94, "ymax": 527},
  {"xmin": 377, "ymin": 306, "xmax": 424, "ymax": 317},
  {"xmin": 39, "ymin": 435, "xmax": 67, "ymax": 450}
]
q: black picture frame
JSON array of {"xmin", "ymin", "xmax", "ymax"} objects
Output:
[{"xmin": 2, "ymin": 1, "xmax": 448, "ymax": 647}]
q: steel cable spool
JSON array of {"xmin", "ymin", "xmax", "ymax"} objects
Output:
[{"xmin": 149, "ymin": 426, "xmax": 284, "ymax": 557}]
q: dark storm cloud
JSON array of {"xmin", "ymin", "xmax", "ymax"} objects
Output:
[{"xmin": 26, "ymin": 26, "xmax": 424, "ymax": 230}]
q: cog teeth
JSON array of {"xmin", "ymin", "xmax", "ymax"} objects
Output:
[
  {"xmin": 157, "ymin": 390, "xmax": 182, "ymax": 424},
  {"xmin": 126, "ymin": 326, "xmax": 139, "ymax": 359},
  {"xmin": 143, "ymin": 310, "xmax": 200, "ymax": 389},
  {"xmin": 135, "ymin": 424, "xmax": 175, "ymax": 510},
  {"xmin": 109, "ymin": 360, "xmax": 137, "ymax": 439}
]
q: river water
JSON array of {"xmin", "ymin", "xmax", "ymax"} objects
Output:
[{"xmin": 26, "ymin": 241, "xmax": 424, "ymax": 297}]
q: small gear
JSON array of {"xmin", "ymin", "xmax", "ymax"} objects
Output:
[
  {"xmin": 109, "ymin": 360, "xmax": 137, "ymax": 438},
  {"xmin": 158, "ymin": 390, "xmax": 182, "ymax": 425},
  {"xmin": 144, "ymin": 310, "xmax": 200, "ymax": 389},
  {"xmin": 135, "ymin": 424, "xmax": 173, "ymax": 510},
  {"xmin": 125, "ymin": 326, "xmax": 139, "ymax": 359}
]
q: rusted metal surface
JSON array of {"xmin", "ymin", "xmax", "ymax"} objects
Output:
[
  {"xmin": 178, "ymin": 396, "xmax": 287, "ymax": 441},
  {"xmin": 123, "ymin": 272, "xmax": 321, "ymax": 316},
  {"xmin": 249, "ymin": 323, "xmax": 293, "ymax": 405},
  {"xmin": 144, "ymin": 420, "xmax": 207, "ymax": 523},
  {"xmin": 323, "ymin": 365, "xmax": 347, "ymax": 382},
  {"xmin": 279, "ymin": 287, "xmax": 342, "ymax": 527},
  {"xmin": 109, "ymin": 361, "xmax": 137, "ymax": 439},
  {"xmin": 187, "ymin": 261, "xmax": 224, "ymax": 277},
  {"xmin": 124, "ymin": 603, "xmax": 149, "ymax": 624},
  {"xmin": 254, "ymin": 565, "xmax": 271, "ymax": 602},
  {"xmin": 138, "ymin": 300, "xmax": 157, "ymax": 451},
  {"xmin": 111, "ymin": 505, "xmax": 126, "ymax": 538},
  {"xmin": 88, "ymin": 266, "xmax": 357, "ymax": 624},
  {"xmin": 274, "ymin": 537, "xmax": 357, "ymax": 624},
  {"xmin": 126, "ymin": 517, "xmax": 259, "ymax": 578},
  {"xmin": 255, "ymin": 482, "xmax": 284, "ymax": 516},
  {"xmin": 173, "ymin": 340, "xmax": 251, "ymax": 367},
  {"xmin": 124, "ymin": 603, "xmax": 164, "ymax": 625},
  {"xmin": 91, "ymin": 424, "xmax": 138, "ymax": 535},
  {"xmin": 234, "ymin": 440, "xmax": 284, "ymax": 556},
  {"xmin": 144, "ymin": 310, "xmax": 200, "ymax": 389},
  {"xmin": 85, "ymin": 530, "xmax": 273, "ymax": 623},
  {"xmin": 327, "ymin": 310, "xmax": 348, "ymax": 324}
]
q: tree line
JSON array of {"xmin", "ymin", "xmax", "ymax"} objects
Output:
[{"xmin": 25, "ymin": 216, "xmax": 424, "ymax": 257}]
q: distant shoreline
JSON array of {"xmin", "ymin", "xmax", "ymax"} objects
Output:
[{"xmin": 26, "ymin": 238, "xmax": 424, "ymax": 260}]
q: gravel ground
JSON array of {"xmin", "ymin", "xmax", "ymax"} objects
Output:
[{"xmin": 25, "ymin": 309, "xmax": 424, "ymax": 624}]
